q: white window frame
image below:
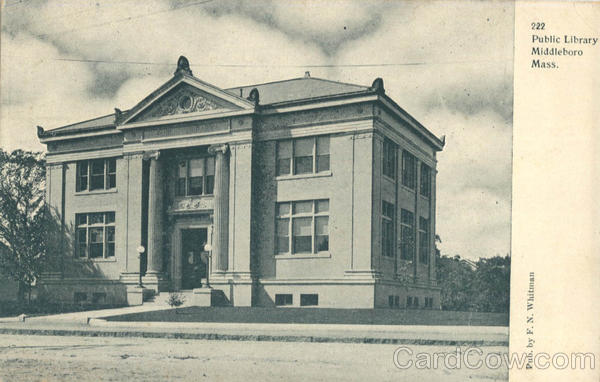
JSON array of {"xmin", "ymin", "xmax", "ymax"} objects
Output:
[
  {"xmin": 275, "ymin": 199, "xmax": 329, "ymax": 255},
  {"xmin": 400, "ymin": 209, "xmax": 415, "ymax": 261},
  {"xmin": 382, "ymin": 200, "xmax": 395, "ymax": 258},
  {"xmin": 75, "ymin": 212, "xmax": 115, "ymax": 259},
  {"xmin": 76, "ymin": 158, "xmax": 116, "ymax": 192},
  {"xmin": 401, "ymin": 151, "xmax": 416, "ymax": 190},
  {"xmin": 382, "ymin": 138, "xmax": 397, "ymax": 180},
  {"xmin": 276, "ymin": 136, "xmax": 330, "ymax": 176},
  {"xmin": 176, "ymin": 157, "xmax": 215, "ymax": 197}
]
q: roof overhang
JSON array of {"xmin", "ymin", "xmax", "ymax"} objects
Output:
[{"xmin": 38, "ymin": 125, "xmax": 119, "ymax": 143}]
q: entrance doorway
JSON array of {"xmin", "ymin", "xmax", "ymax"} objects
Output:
[{"xmin": 180, "ymin": 228, "xmax": 208, "ymax": 290}]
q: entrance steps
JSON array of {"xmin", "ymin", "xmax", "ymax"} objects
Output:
[{"xmin": 143, "ymin": 289, "xmax": 231, "ymax": 307}]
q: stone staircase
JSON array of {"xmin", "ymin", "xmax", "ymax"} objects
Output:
[{"xmin": 143, "ymin": 290, "xmax": 230, "ymax": 307}]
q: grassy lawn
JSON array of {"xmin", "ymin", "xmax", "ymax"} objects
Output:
[{"xmin": 104, "ymin": 306, "xmax": 508, "ymax": 326}]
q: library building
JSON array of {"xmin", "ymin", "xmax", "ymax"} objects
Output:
[{"xmin": 37, "ymin": 56, "xmax": 445, "ymax": 309}]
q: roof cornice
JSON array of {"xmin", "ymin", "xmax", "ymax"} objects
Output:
[{"xmin": 37, "ymin": 124, "xmax": 119, "ymax": 142}]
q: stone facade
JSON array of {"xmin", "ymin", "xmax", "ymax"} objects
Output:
[{"xmin": 37, "ymin": 57, "xmax": 444, "ymax": 309}]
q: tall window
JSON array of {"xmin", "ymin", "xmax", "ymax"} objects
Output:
[
  {"xmin": 176, "ymin": 157, "xmax": 215, "ymax": 196},
  {"xmin": 276, "ymin": 136, "xmax": 330, "ymax": 176},
  {"xmin": 420, "ymin": 163, "xmax": 431, "ymax": 197},
  {"xmin": 276, "ymin": 199, "xmax": 329, "ymax": 255},
  {"xmin": 76, "ymin": 158, "xmax": 116, "ymax": 192},
  {"xmin": 382, "ymin": 201, "xmax": 395, "ymax": 257},
  {"xmin": 401, "ymin": 151, "xmax": 416, "ymax": 189},
  {"xmin": 419, "ymin": 217, "xmax": 430, "ymax": 264},
  {"xmin": 76, "ymin": 212, "xmax": 115, "ymax": 259},
  {"xmin": 400, "ymin": 209, "xmax": 415, "ymax": 261},
  {"xmin": 382, "ymin": 139, "xmax": 397, "ymax": 179}
]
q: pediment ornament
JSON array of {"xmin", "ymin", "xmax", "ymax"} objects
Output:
[{"xmin": 137, "ymin": 87, "xmax": 220, "ymax": 122}]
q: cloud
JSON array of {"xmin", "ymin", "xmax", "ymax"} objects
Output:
[
  {"xmin": 433, "ymin": 109, "xmax": 512, "ymax": 258},
  {"xmin": 200, "ymin": 0, "xmax": 396, "ymax": 56},
  {"xmin": 331, "ymin": 1, "xmax": 514, "ymax": 258},
  {"xmin": 0, "ymin": 30, "xmax": 113, "ymax": 151},
  {"xmin": 0, "ymin": 0, "xmax": 514, "ymax": 259}
]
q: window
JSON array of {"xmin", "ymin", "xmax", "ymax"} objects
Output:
[
  {"xmin": 74, "ymin": 292, "xmax": 87, "ymax": 304},
  {"xmin": 76, "ymin": 158, "xmax": 116, "ymax": 192},
  {"xmin": 407, "ymin": 296, "xmax": 419, "ymax": 309},
  {"xmin": 400, "ymin": 209, "xmax": 415, "ymax": 261},
  {"xmin": 75, "ymin": 212, "xmax": 115, "ymax": 259},
  {"xmin": 92, "ymin": 292, "xmax": 107, "ymax": 304},
  {"xmin": 424, "ymin": 297, "xmax": 433, "ymax": 309},
  {"xmin": 401, "ymin": 151, "xmax": 416, "ymax": 189},
  {"xmin": 420, "ymin": 163, "xmax": 431, "ymax": 197},
  {"xmin": 275, "ymin": 294, "xmax": 293, "ymax": 306},
  {"xmin": 276, "ymin": 136, "xmax": 330, "ymax": 176},
  {"xmin": 294, "ymin": 138, "xmax": 313, "ymax": 174},
  {"xmin": 419, "ymin": 217, "xmax": 430, "ymax": 264},
  {"xmin": 389, "ymin": 295, "xmax": 400, "ymax": 308},
  {"xmin": 176, "ymin": 157, "xmax": 215, "ymax": 196},
  {"xmin": 276, "ymin": 200, "xmax": 329, "ymax": 255},
  {"xmin": 300, "ymin": 294, "xmax": 318, "ymax": 306},
  {"xmin": 382, "ymin": 201, "xmax": 395, "ymax": 257},
  {"xmin": 383, "ymin": 138, "xmax": 397, "ymax": 179}
]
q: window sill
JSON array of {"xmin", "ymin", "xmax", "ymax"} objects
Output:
[
  {"xmin": 276, "ymin": 171, "xmax": 332, "ymax": 181},
  {"xmin": 419, "ymin": 194, "xmax": 431, "ymax": 200},
  {"xmin": 275, "ymin": 252, "xmax": 331, "ymax": 260},
  {"xmin": 399, "ymin": 184, "xmax": 416, "ymax": 193},
  {"xmin": 75, "ymin": 189, "xmax": 118, "ymax": 196},
  {"xmin": 74, "ymin": 257, "xmax": 117, "ymax": 263}
]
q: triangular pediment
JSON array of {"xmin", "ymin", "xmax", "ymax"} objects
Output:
[
  {"xmin": 118, "ymin": 74, "xmax": 255, "ymax": 127},
  {"xmin": 131, "ymin": 83, "xmax": 241, "ymax": 123}
]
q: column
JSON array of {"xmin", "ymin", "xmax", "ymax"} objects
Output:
[
  {"xmin": 227, "ymin": 142, "xmax": 253, "ymax": 306},
  {"xmin": 146, "ymin": 151, "xmax": 163, "ymax": 275},
  {"xmin": 227, "ymin": 142, "xmax": 253, "ymax": 276},
  {"xmin": 124, "ymin": 153, "xmax": 144, "ymax": 274},
  {"xmin": 345, "ymin": 132, "xmax": 376, "ymax": 278},
  {"xmin": 208, "ymin": 144, "xmax": 229, "ymax": 274}
]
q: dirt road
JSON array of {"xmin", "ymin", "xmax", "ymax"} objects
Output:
[{"xmin": 0, "ymin": 334, "xmax": 508, "ymax": 381}]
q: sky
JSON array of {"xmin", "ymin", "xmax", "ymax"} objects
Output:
[{"xmin": 0, "ymin": 0, "xmax": 514, "ymax": 260}]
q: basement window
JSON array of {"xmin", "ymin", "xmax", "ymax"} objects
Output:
[
  {"xmin": 92, "ymin": 292, "xmax": 107, "ymax": 304},
  {"xmin": 275, "ymin": 294, "xmax": 293, "ymax": 306},
  {"xmin": 300, "ymin": 294, "xmax": 318, "ymax": 306},
  {"xmin": 74, "ymin": 292, "xmax": 87, "ymax": 304}
]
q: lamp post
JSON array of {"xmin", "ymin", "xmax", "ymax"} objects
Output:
[
  {"xmin": 203, "ymin": 243, "xmax": 212, "ymax": 288},
  {"xmin": 136, "ymin": 245, "xmax": 145, "ymax": 287}
]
